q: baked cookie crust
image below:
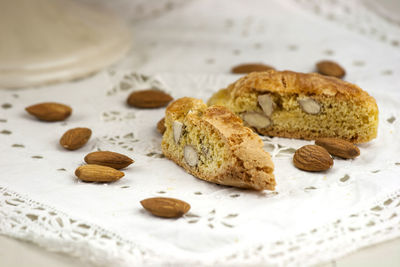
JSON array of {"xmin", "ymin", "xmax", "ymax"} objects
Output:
[
  {"xmin": 208, "ymin": 70, "xmax": 379, "ymax": 143},
  {"xmin": 161, "ymin": 97, "xmax": 276, "ymax": 191}
]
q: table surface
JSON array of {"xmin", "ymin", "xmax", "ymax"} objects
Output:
[{"xmin": 1, "ymin": 234, "xmax": 400, "ymax": 267}]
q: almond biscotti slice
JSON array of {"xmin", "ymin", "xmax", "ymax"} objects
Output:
[
  {"xmin": 161, "ymin": 97, "xmax": 275, "ymax": 191},
  {"xmin": 208, "ymin": 70, "xmax": 378, "ymax": 143}
]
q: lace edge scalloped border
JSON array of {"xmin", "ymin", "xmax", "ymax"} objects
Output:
[
  {"xmin": 1, "ymin": 185, "xmax": 400, "ymax": 266},
  {"xmin": 216, "ymin": 188, "xmax": 400, "ymax": 266},
  {"xmin": 0, "ymin": 186, "xmax": 156, "ymax": 267}
]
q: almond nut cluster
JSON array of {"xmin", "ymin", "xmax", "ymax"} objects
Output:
[
  {"xmin": 242, "ymin": 94, "xmax": 324, "ymax": 131},
  {"xmin": 25, "ymin": 90, "xmax": 191, "ymax": 219},
  {"xmin": 293, "ymin": 138, "xmax": 360, "ymax": 172},
  {"xmin": 75, "ymin": 151, "xmax": 134, "ymax": 182}
]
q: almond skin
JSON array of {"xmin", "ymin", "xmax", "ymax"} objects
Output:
[
  {"xmin": 84, "ymin": 151, "xmax": 134, "ymax": 169},
  {"xmin": 127, "ymin": 89, "xmax": 173, "ymax": 108},
  {"xmin": 315, "ymin": 138, "xmax": 360, "ymax": 159},
  {"xmin": 25, "ymin": 102, "xmax": 72, "ymax": 121},
  {"xmin": 60, "ymin": 127, "xmax": 92, "ymax": 150},
  {"xmin": 316, "ymin": 60, "xmax": 346, "ymax": 78},
  {"xmin": 293, "ymin": 145, "xmax": 333, "ymax": 172},
  {"xmin": 231, "ymin": 63, "xmax": 275, "ymax": 74},
  {"xmin": 140, "ymin": 197, "xmax": 190, "ymax": 218},
  {"xmin": 75, "ymin": 164, "xmax": 124, "ymax": 182},
  {"xmin": 157, "ymin": 117, "xmax": 166, "ymax": 134}
]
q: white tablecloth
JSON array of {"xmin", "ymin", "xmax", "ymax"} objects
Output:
[{"xmin": 1, "ymin": 0, "xmax": 400, "ymax": 266}]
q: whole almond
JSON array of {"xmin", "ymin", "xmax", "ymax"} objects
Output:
[
  {"xmin": 75, "ymin": 164, "xmax": 124, "ymax": 182},
  {"xmin": 84, "ymin": 151, "xmax": 134, "ymax": 169},
  {"xmin": 231, "ymin": 63, "xmax": 275, "ymax": 74},
  {"xmin": 316, "ymin": 60, "xmax": 346, "ymax": 78},
  {"xmin": 127, "ymin": 89, "xmax": 173, "ymax": 108},
  {"xmin": 315, "ymin": 138, "xmax": 360, "ymax": 159},
  {"xmin": 25, "ymin": 102, "xmax": 72, "ymax": 121},
  {"xmin": 293, "ymin": 145, "xmax": 333, "ymax": 171},
  {"xmin": 60, "ymin": 127, "xmax": 92, "ymax": 150},
  {"xmin": 140, "ymin": 197, "xmax": 190, "ymax": 218},
  {"xmin": 157, "ymin": 117, "xmax": 166, "ymax": 134}
]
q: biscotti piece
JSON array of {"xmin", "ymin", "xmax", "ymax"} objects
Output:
[
  {"xmin": 161, "ymin": 97, "xmax": 275, "ymax": 191},
  {"xmin": 208, "ymin": 70, "xmax": 378, "ymax": 143}
]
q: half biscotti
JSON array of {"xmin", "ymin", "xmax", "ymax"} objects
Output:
[
  {"xmin": 208, "ymin": 70, "xmax": 378, "ymax": 143},
  {"xmin": 161, "ymin": 97, "xmax": 275, "ymax": 191}
]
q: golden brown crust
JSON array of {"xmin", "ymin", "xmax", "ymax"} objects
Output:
[
  {"xmin": 202, "ymin": 106, "xmax": 275, "ymax": 189},
  {"xmin": 166, "ymin": 97, "xmax": 205, "ymax": 119},
  {"xmin": 208, "ymin": 70, "xmax": 379, "ymax": 143},
  {"xmin": 230, "ymin": 70, "xmax": 374, "ymax": 102},
  {"xmin": 162, "ymin": 97, "xmax": 275, "ymax": 191}
]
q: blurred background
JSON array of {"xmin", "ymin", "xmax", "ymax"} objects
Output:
[{"xmin": 1, "ymin": 0, "xmax": 399, "ymax": 88}]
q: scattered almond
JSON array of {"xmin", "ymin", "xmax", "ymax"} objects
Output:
[
  {"xmin": 60, "ymin": 127, "xmax": 92, "ymax": 150},
  {"xmin": 316, "ymin": 60, "xmax": 346, "ymax": 78},
  {"xmin": 293, "ymin": 145, "xmax": 333, "ymax": 171},
  {"xmin": 75, "ymin": 164, "xmax": 124, "ymax": 182},
  {"xmin": 127, "ymin": 89, "xmax": 173, "ymax": 108},
  {"xmin": 157, "ymin": 117, "xmax": 166, "ymax": 134},
  {"xmin": 315, "ymin": 138, "xmax": 360, "ymax": 159},
  {"xmin": 231, "ymin": 63, "xmax": 275, "ymax": 74},
  {"xmin": 84, "ymin": 151, "xmax": 134, "ymax": 169},
  {"xmin": 25, "ymin": 102, "xmax": 72, "ymax": 121},
  {"xmin": 140, "ymin": 197, "xmax": 190, "ymax": 218}
]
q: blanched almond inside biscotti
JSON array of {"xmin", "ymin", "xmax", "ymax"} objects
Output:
[
  {"xmin": 163, "ymin": 117, "xmax": 231, "ymax": 178},
  {"xmin": 207, "ymin": 71, "xmax": 378, "ymax": 143},
  {"xmin": 183, "ymin": 145, "xmax": 198, "ymax": 167},
  {"xmin": 258, "ymin": 94, "xmax": 275, "ymax": 116},
  {"xmin": 242, "ymin": 111, "xmax": 271, "ymax": 129},
  {"xmin": 226, "ymin": 91, "xmax": 377, "ymax": 142},
  {"xmin": 297, "ymin": 97, "xmax": 321, "ymax": 114},
  {"xmin": 161, "ymin": 97, "xmax": 275, "ymax": 190},
  {"xmin": 173, "ymin": 121, "xmax": 183, "ymax": 143}
]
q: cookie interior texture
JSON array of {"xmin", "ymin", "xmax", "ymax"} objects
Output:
[
  {"xmin": 208, "ymin": 70, "xmax": 379, "ymax": 143},
  {"xmin": 161, "ymin": 97, "xmax": 275, "ymax": 191}
]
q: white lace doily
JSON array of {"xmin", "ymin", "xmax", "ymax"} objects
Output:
[
  {"xmin": 1, "ymin": 71, "xmax": 400, "ymax": 266},
  {"xmin": 1, "ymin": 0, "xmax": 400, "ymax": 266}
]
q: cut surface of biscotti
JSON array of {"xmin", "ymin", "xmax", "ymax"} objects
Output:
[
  {"xmin": 208, "ymin": 70, "xmax": 379, "ymax": 143},
  {"xmin": 161, "ymin": 97, "xmax": 275, "ymax": 191}
]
